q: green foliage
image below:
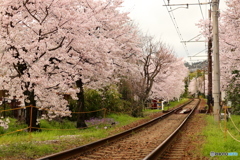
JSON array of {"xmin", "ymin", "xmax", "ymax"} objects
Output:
[
  {"xmin": 118, "ymin": 79, "xmax": 134, "ymax": 102},
  {"xmin": 0, "ymin": 117, "xmax": 28, "ymax": 135},
  {"xmin": 182, "ymin": 77, "xmax": 189, "ymax": 98},
  {"xmin": 226, "ymin": 70, "xmax": 240, "ymax": 114},
  {"xmin": 202, "ymin": 115, "xmax": 240, "ymax": 159},
  {"xmin": 84, "ymin": 89, "xmax": 104, "ymax": 118},
  {"xmin": 118, "ymin": 79, "xmax": 143, "ymax": 117},
  {"xmin": 66, "ymin": 98, "xmax": 78, "ymax": 121},
  {"xmin": 66, "ymin": 84, "xmax": 140, "ymax": 122},
  {"xmin": 40, "ymin": 119, "xmax": 76, "ymax": 129},
  {"xmin": 101, "ymin": 85, "xmax": 125, "ymax": 112},
  {"xmin": 0, "ymin": 103, "xmax": 12, "ymax": 118},
  {"xmin": 84, "ymin": 85, "xmax": 132, "ymax": 115}
]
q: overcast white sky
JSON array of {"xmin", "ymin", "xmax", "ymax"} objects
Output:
[{"xmin": 122, "ymin": 0, "xmax": 227, "ymax": 62}]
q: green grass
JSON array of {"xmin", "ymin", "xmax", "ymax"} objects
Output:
[
  {"xmin": 107, "ymin": 113, "xmax": 144, "ymax": 126},
  {"xmin": 166, "ymin": 98, "xmax": 189, "ymax": 110},
  {"xmin": 202, "ymin": 115, "xmax": 240, "ymax": 159},
  {"xmin": 0, "ymin": 114, "xmax": 145, "ymax": 159}
]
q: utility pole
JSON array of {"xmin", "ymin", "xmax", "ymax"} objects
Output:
[
  {"xmin": 203, "ymin": 69, "xmax": 205, "ymax": 97},
  {"xmin": 195, "ymin": 70, "xmax": 198, "ymax": 98},
  {"xmin": 212, "ymin": 0, "xmax": 221, "ymax": 122},
  {"xmin": 207, "ymin": 10, "xmax": 213, "ymax": 114}
]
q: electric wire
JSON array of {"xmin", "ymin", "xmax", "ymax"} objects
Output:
[
  {"xmin": 198, "ymin": 0, "xmax": 205, "ymax": 19},
  {"xmin": 186, "ymin": 34, "xmax": 202, "ymax": 42},
  {"xmin": 163, "ymin": 0, "xmax": 190, "ymax": 56},
  {"xmin": 189, "ymin": 48, "xmax": 207, "ymax": 57}
]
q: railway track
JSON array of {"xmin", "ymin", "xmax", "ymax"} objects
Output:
[
  {"xmin": 158, "ymin": 100, "xmax": 203, "ymax": 160},
  {"xmin": 37, "ymin": 99, "xmax": 200, "ymax": 160},
  {"xmin": 143, "ymin": 99, "xmax": 200, "ymax": 160}
]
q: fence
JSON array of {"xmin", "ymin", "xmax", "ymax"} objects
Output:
[
  {"xmin": 219, "ymin": 107, "xmax": 240, "ymax": 143},
  {"xmin": 0, "ymin": 105, "xmax": 107, "ymax": 137}
]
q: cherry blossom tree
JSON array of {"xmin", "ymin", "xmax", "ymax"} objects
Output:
[
  {"xmin": 219, "ymin": 0, "xmax": 240, "ymax": 89},
  {"xmin": 0, "ymin": 0, "xmax": 142, "ymax": 129},
  {"xmin": 218, "ymin": 0, "xmax": 240, "ymax": 113},
  {"xmin": 71, "ymin": 0, "xmax": 142, "ymax": 127},
  {"xmin": 139, "ymin": 36, "xmax": 187, "ymax": 103},
  {"xmin": 0, "ymin": 0, "xmax": 82, "ymax": 130},
  {"xmin": 188, "ymin": 75, "xmax": 204, "ymax": 97},
  {"xmin": 188, "ymin": 78, "xmax": 197, "ymax": 96},
  {"xmin": 151, "ymin": 58, "xmax": 188, "ymax": 101}
]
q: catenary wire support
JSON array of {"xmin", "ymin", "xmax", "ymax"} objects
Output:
[{"xmin": 163, "ymin": 0, "xmax": 190, "ymax": 56}]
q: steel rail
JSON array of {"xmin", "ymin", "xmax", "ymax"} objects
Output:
[
  {"xmin": 36, "ymin": 99, "xmax": 193, "ymax": 160},
  {"xmin": 142, "ymin": 99, "xmax": 200, "ymax": 160}
]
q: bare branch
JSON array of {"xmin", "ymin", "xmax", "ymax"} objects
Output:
[
  {"xmin": 48, "ymin": 37, "xmax": 66, "ymax": 51},
  {"xmin": 40, "ymin": 6, "xmax": 49, "ymax": 25},
  {"xmin": 86, "ymin": 0, "xmax": 94, "ymax": 11},
  {"xmin": 21, "ymin": 21, "xmax": 38, "ymax": 35},
  {"xmin": 23, "ymin": 0, "xmax": 40, "ymax": 23},
  {"xmin": 41, "ymin": 27, "xmax": 58, "ymax": 37}
]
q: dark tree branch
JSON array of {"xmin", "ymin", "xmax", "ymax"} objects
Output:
[
  {"xmin": 21, "ymin": 21, "xmax": 38, "ymax": 35},
  {"xmin": 48, "ymin": 37, "xmax": 65, "ymax": 51},
  {"xmin": 23, "ymin": 0, "xmax": 40, "ymax": 23},
  {"xmin": 41, "ymin": 27, "xmax": 58, "ymax": 37}
]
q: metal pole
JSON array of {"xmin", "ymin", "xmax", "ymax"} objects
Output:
[{"xmin": 212, "ymin": 0, "xmax": 221, "ymax": 122}]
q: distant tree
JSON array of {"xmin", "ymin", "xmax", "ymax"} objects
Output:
[
  {"xmin": 139, "ymin": 36, "xmax": 178, "ymax": 103},
  {"xmin": 152, "ymin": 58, "xmax": 188, "ymax": 101}
]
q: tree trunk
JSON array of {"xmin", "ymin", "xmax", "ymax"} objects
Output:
[
  {"xmin": 76, "ymin": 79, "xmax": 87, "ymax": 128},
  {"xmin": 24, "ymin": 90, "xmax": 40, "ymax": 132}
]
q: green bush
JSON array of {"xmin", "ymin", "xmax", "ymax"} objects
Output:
[
  {"xmin": 226, "ymin": 70, "xmax": 240, "ymax": 114},
  {"xmin": 39, "ymin": 119, "xmax": 75, "ymax": 129},
  {"xmin": 84, "ymin": 89, "xmax": 105, "ymax": 118},
  {"xmin": 0, "ymin": 117, "xmax": 28, "ymax": 135}
]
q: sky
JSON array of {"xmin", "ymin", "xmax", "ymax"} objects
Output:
[{"xmin": 122, "ymin": 0, "xmax": 227, "ymax": 63}]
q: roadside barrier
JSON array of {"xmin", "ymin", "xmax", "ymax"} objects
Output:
[
  {"xmin": 0, "ymin": 105, "xmax": 107, "ymax": 137},
  {"xmin": 0, "ymin": 127, "xmax": 29, "ymax": 137},
  {"xmin": 219, "ymin": 116, "xmax": 240, "ymax": 143},
  {"xmin": 227, "ymin": 109, "xmax": 240, "ymax": 133}
]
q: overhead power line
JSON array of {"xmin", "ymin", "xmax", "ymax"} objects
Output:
[
  {"xmin": 188, "ymin": 48, "xmax": 207, "ymax": 58},
  {"xmin": 163, "ymin": 2, "xmax": 211, "ymax": 6},
  {"xmin": 198, "ymin": 0, "xmax": 205, "ymax": 19},
  {"xmin": 163, "ymin": 0, "xmax": 190, "ymax": 56}
]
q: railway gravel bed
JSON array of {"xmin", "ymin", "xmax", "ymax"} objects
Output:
[{"xmin": 73, "ymin": 100, "xmax": 199, "ymax": 160}]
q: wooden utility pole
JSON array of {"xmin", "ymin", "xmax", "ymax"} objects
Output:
[
  {"xmin": 207, "ymin": 10, "xmax": 213, "ymax": 114},
  {"xmin": 212, "ymin": 0, "xmax": 221, "ymax": 122}
]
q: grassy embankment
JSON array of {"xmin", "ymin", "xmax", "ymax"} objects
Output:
[
  {"xmin": 0, "ymin": 98, "xmax": 189, "ymax": 159},
  {"xmin": 201, "ymin": 114, "xmax": 240, "ymax": 160}
]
